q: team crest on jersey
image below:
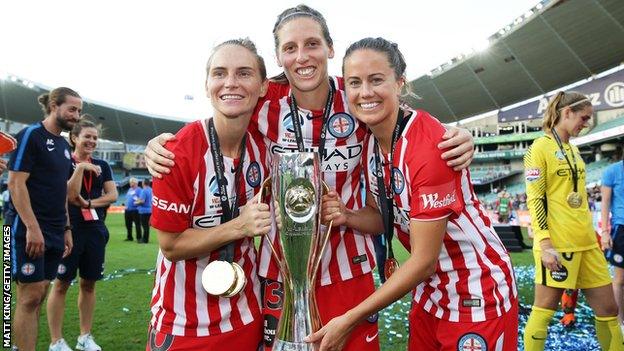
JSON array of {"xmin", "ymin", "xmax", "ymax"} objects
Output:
[
  {"xmin": 327, "ymin": 113, "xmax": 355, "ymax": 138},
  {"xmin": 283, "ymin": 112, "xmax": 305, "ymax": 133},
  {"xmin": 614, "ymin": 254, "xmax": 623, "ymax": 264},
  {"xmin": 555, "ymin": 150, "xmax": 565, "ymax": 161},
  {"xmin": 64, "ymin": 149, "xmax": 71, "ymax": 159},
  {"xmin": 21, "ymin": 263, "xmax": 35, "ymax": 276},
  {"xmin": 391, "ymin": 168, "xmax": 405, "ymax": 194},
  {"xmin": 246, "ymin": 161, "xmax": 261, "ymax": 187},
  {"xmin": 457, "ymin": 333, "xmax": 487, "ymax": 351},
  {"xmin": 57, "ymin": 264, "xmax": 67, "ymax": 275}
]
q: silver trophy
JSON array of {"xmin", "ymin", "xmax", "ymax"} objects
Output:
[{"xmin": 261, "ymin": 152, "xmax": 332, "ymax": 351}]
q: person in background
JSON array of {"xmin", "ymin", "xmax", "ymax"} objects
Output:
[
  {"xmin": 600, "ymin": 142, "xmax": 624, "ymax": 334},
  {"xmin": 497, "ymin": 190, "xmax": 512, "ymax": 224},
  {"xmin": 123, "ymin": 177, "xmax": 142, "ymax": 242},
  {"xmin": 9, "ymin": 87, "xmax": 80, "ymax": 351},
  {"xmin": 136, "ymin": 178, "xmax": 152, "ymax": 243},
  {"xmin": 46, "ymin": 117, "xmax": 118, "ymax": 351},
  {"xmin": 523, "ymin": 91, "xmax": 623, "ymax": 350}
]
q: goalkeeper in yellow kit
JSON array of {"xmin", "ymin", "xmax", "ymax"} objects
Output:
[{"xmin": 523, "ymin": 91, "xmax": 624, "ymax": 350}]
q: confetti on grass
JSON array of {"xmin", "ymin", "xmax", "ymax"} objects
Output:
[{"xmin": 374, "ymin": 266, "xmax": 602, "ymax": 351}]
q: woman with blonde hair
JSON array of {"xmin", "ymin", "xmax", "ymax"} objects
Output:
[{"xmin": 523, "ymin": 91, "xmax": 623, "ymax": 350}]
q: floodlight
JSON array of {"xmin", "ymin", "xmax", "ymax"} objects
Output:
[{"xmin": 473, "ymin": 39, "xmax": 490, "ymax": 53}]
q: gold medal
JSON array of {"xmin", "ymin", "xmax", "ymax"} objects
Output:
[
  {"xmin": 566, "ymin": 192, "xmax": 582, "ymax": 208},
  {"xmin": 201, "ymin": 260, "xmax": 247, "ymax": 297}
]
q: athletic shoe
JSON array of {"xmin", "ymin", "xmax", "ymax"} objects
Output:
[
  {"xmin": 49, "ymin": 338, "xmax": 73, "ymax": 351},
  {"xmin": 76, "ymin": 333, "xmax": 101, "ymax": 351}
]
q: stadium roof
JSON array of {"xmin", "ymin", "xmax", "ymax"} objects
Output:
[
  {"xmin": 407, "ymin": 0, "xmax": 624, "ymax": 123},
  {"xmin": 0, "ymin": 77, "xmax": 185, "ymax": 145}
]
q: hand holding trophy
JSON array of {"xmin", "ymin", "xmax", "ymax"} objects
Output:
[{"xmin": 261, "ymin": 152, "xmax": 332, "ymax": 351}]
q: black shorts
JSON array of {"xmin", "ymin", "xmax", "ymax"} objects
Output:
[
  {"xmin": 606, "ymin": 225, "xmax": 624, "ymax": 268},
  {"xmin": 11, "ymin": 224, "xmax": 64, "ymax": 283},
  {"xmin": 57, "ymin": 224, "xmax": 109, "ymax": 281}
]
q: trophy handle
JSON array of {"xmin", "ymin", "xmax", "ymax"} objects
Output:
[
  {"xmin": 259, "ymin": 177, "xmax": 290, "ymax": 283},
  {"xmin": 308, "ymin": 180, "xmax": 334, "ymax": 332}
]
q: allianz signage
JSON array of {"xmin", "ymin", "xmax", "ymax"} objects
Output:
[{"xmin": 499, "ymin": 69, "xmax": 624, "ymax": 122}]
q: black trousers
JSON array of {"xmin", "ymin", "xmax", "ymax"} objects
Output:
[
  {"xmin": 140, "ymin": 213, "xmax": 151, "ymax": 243},
  {"xmin": 124, "ymin": 209, "xmax": 141, "ymax": 240}
]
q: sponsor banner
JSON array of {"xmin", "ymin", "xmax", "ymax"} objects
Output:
[
  {"xmin": 498, "ymin": 69, "xmax": 624, "ymax": 122},
  {"xmin": 474, "ymin": 149, "xmax": 527, "ymax": 160}
]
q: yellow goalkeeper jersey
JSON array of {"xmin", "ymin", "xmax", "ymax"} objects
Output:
[{"xmin": 524, "ymin": 135, "xmax": 596, "ymax": 251}]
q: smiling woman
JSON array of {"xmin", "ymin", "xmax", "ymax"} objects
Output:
[{"xmin": 146, "ymin": 39, "xmax": 272, "ymax": 351}]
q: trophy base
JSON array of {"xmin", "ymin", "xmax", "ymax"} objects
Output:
[{"xmin": 273, "ymin": 340, "xmax": 313, "ymax": 351}]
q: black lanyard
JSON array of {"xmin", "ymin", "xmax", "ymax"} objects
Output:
[
  {"xmin": 208, "ymin": 118, "xmax": 247, "ymax": 262},
  {"xmin": 288, "ymin": 78, "xmax": 335, "ymax": 161},
  {"xmin": 373, "ymin": 109, "xmax": 407, "ymax": 259},
  {"xmin": 552, "ymin": 129, "xmax": 579, "ymax": 193}
]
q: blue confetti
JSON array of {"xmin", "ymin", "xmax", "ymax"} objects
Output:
[{"xmin": 374, "ymin": 266, "xmax": 604, "ymax": 350}]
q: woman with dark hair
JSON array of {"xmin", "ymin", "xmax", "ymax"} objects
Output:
[
  {"xmin": 46, "ymin": 117, "xmax": 118, "ymax": 351},
  {"xmin": 306, "ymin": 37, "xmax": 517, "ymax": 351}
]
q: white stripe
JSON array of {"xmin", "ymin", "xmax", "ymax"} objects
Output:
[
  {"xmin": 150, "ymin": 253, "xmax": 165, "ymax": 329},
  {"xmin": 336, "ymin": 229, "xmax": 353, "ymax": 281},
  {"xmin": 154, "ymin": 254, "xmax": 172, "ymax": 331},
  {"xmin": 236, "ymin": 243, "xmax": 254, "ymax": 325},
  {"xmin": 171, "ymin": 261, "xmax": 187, "ymax": 335},
  {"xmin": 257, "ymin": 101, "xmax": 270, "ymax": 138},
  {"xmin": 195, "ymin": 257, "xmax": 210, "ymax": 336},
  {"xmin": 495, "ymin": 332, "xmax": 504, "ymax": 351},
  {"xmin": 320, "ymin": 234, "xmax": 333, "ymax": 285}
]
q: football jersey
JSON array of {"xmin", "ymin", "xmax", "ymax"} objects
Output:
[
  {"xmin": 254, "ymin": 77, "xmax": 376, "ymax": 286},
  {"xmin": 149, "ymin": 118, "xmax": 269, "ymax": 336},
  {"xmin": 362, "ymin": 109, "xmax": 516, "ymax": 323},
  {"xmin": 9, "ymin": 122, "xmax": 72, "ymax": 249},
  {"xmin": 524, "ymin": 135, "xmax": 596, "ymax": 251},
  {"xmin": 601, "ymin": 160, "xmax": 624, "ymax": 226}
]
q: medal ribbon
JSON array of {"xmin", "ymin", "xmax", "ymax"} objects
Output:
[
  {"xmin": 288, "ymin": 78, "xmax": 335, "ymax": 161},
  {"xmin": 373, "ymin": 109, "xmax": 408, "ymax": 260},
  {"xmin": 208, "ymin": 118, "xmax": 247, "ymax": 263},
  {"xmin": 72, "ymin": 154, "xmax": 93, "ymax": 200},
  {"xmin": 551, "ymin": 129, "xmax": 579, "ymax": 193}
]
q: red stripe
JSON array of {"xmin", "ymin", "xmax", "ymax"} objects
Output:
[{"xmin": 183, "ymin": 259, "xmax": 198, "ymax": 336}]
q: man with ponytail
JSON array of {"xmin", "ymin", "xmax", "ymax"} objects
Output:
[
  {"xmin": 8, "ymin": 87, "xmax": 82, "ymax": 351},
  {"xmin": 523, "ymin": 91, "xmax": 624, "ymax": 350}
]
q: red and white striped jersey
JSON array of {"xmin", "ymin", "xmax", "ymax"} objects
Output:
[
  {"xmin": 149, "ymin": 118, "xmax": 269, "ymax": 336},
  {"xmin": 254, "ymin": 77, "xmax": 376, "ymax": 286},
  {"xmin": 362, "ymin": 109, "xmax": 517, "ymax": 323}
]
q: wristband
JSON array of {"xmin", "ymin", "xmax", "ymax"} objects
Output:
[
  {"xmin": 88, "ymin": 199, "xmax": 92, "ymax": 209},
  {"xmin": 64, "ymin": 225, "xmax": 73, "ymax": 231}
]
